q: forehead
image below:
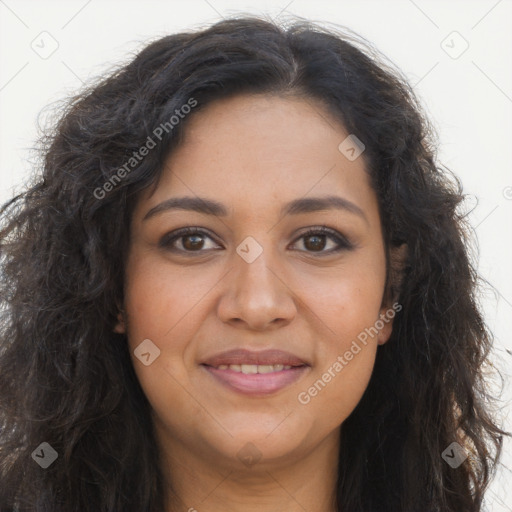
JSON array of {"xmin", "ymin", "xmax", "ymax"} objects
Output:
[{"xmin": 137, "ymin": 94, "xmax": 378, "ymax": 224}]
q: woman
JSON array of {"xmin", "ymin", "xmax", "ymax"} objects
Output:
[{"xmin": 0, "ymin": 16, "xmax": 506, "ymax": 512}]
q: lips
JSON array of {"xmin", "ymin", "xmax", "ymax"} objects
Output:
[
  {"xmin": 202, "ymin": 365, "xmax": 308, "ymax": 395},
  {"xmin": 200, "ymin": 348, "xmax": 310, "ymax": 396},
  {"xmin": 201, "ymin": 348, "xmax": 309, "ymax": 368}
]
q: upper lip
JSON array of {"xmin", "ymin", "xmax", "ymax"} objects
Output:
[{"xmin": 202, "ymin": 349, "xmax": 309, "ymax": 367}]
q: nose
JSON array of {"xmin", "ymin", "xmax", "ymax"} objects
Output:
[{"xmin": 216, "ymin": 244, "xmax": 297, "ymax": 331}]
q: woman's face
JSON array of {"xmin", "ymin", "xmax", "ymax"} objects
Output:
[{"xmin": 118, "ymin": 94, "xmax": 394, "ymax": 471}]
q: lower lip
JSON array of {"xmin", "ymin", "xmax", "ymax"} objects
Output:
[{"xmin": 201, "ymin": 365, "xmax": 309, "ymax": 395}]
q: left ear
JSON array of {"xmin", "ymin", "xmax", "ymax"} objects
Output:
[
  {"xmin": 377, "ymin": 243, "xmax": 408, "ymax": 345},
  {"xmin": 113, "ymin": 309, "xmax": 126, "ymax": 334},
  {"xmin": 376, "ymin": 309, "xmax": 394, "ymax": 345}
]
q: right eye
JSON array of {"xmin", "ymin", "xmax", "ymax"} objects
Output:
[{"xmin": 159, "ymin": 227, "xmax": 223, "ymax": 254}]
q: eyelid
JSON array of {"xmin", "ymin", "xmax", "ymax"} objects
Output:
[
  {"xmin": 159, "ymin": 225, "xmax": 354, "ymax": 254},
  {"xmin": 289, "ymin": 225, "xmax": 354, "ymax": 252},
  {"xmin": 158, "ymin": 226, "xmax": 222, "ymax": 251}
]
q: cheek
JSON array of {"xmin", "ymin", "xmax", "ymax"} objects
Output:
[
  {"xmin": 122, "ymin": 253, "xmax": 221, "ymax": 400},
  {"xmin": 296, "ymin": 294, "xmax": 380, "ymax": 430},
  {"xmin": 304, "ymin": 344, "xmax": 376, "ymax": 429},
  {"xmin": 122, "ymin": 255, "xmax": 202, "ymax": 421},
  {"xmin": 293, "ymin": 250, "xmax": 385, "ymax": 422},
  {"xmin": 294, "ymin": 247, "xmax": 386, "ymax": 344},
  {"xmin": 123, "ymin": 252, "xmax": 211, "ymax": 346}
]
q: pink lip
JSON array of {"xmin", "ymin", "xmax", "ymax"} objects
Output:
[
  {"xmin": 202, "ymin": 348, "xmax": 308, "ymax": 367},
  {"xmin": 202, "ymin": 365, "xmax": 309, "ymax": 395}
]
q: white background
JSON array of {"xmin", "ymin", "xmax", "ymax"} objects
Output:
[{"xmin": 1, "ymin": 0, "xmax": 511, "ymax": 510}]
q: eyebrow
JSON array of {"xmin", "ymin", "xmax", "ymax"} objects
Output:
[{"xmin": 143, "ymin": 195, "xmax": 368, "ymax": 223}]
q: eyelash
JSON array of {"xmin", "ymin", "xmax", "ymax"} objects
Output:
[{"xmin": 159, "ymin": 226, "xmax": 354, "ymax": 255}]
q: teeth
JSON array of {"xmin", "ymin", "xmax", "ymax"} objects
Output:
[{"xmin": 215, "ymin": 364, "xmax": 294, "ymax": 373}]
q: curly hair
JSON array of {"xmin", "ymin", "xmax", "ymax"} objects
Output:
[{"xmin": 0, "ymin": 15, "xmax": 506, "ymax": 512}]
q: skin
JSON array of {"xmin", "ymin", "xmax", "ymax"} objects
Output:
[{"xmin": 115, "ymin": 94, "xmax": 398, "ymax": 512}]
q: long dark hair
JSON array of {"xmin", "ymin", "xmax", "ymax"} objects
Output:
[{"xmin": 0, "ymin": 16, "xmax": 506, "ymax": 511}]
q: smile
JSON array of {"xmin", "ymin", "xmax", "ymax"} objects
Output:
[
  {"xmin": 201, "ymin": 364, "xmax": 309, "ymax": 395},
  {"xmin": 212, "ymin": 363, "xmax": 295, "ymax": 373}
]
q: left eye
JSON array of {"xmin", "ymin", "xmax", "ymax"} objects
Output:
[
  {"xmin": 290, "ymin": 227, "xmax": 353, "ymax": 253},
  {"xmin": 159, "ymin": 226, "xmax": 352, "ymax": 254}
]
